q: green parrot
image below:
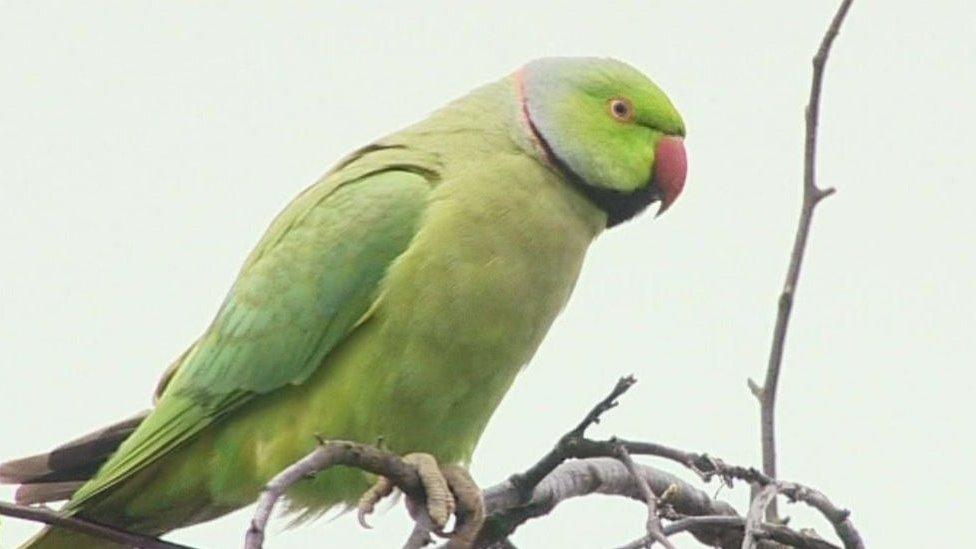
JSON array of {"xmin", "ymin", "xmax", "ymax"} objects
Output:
[{"xmin": 1, "ymin": 57, "xmax": 686, "ymax": 548}]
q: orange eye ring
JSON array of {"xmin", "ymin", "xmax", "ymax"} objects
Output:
[{"xmin": 609, "ymin": 98, "xmax": 636, "ymax": 122}]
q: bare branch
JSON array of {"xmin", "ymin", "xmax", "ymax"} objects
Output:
[
  {"xmin": 476, "ymin": 458, "xmax": 740, "ymax": 549},
  {"xmin": 606, "ymin": 441, "xmax": 860, "ymax": 549},
  {"xmin": 613, "ymin": 444, "xmax": 674, "ymax": 549},
  {"xmin": 403, "ymin": 523, "xmax": 434, "ymax": 549},
  {"xmin": 742, "ymin": 484, "xmax": 780, "ymax": 549},
  {"xmin": 0, "ymin": 501, "xmax": 195, "ymax": 549},
  {"xmin": 245, "ymin": 440, "xmax": 426, "ymax": 549},
  {"xmin": 570, "ymin": 375, "xmax": 638, "ymax": 437},
  {"xmin": 773, "ymin": 480, "xmax": 864, "ymax": 549},
  {"xmin": 507, "ymin": 375, "xmax": 636, "ymax": 500},
  {"xmin": 617, "ymin": 515, "xmax": 841, "ymax": 549},
  {"xmin": 479, "ymin": 376, "xmax": 862, "ymax": 548},
  {"xmin": 611, "ymin": 443, "xmax": 862, "ymax": 549},
  {"xmin": 753, "ymin": 0, "xmax": 855, "ymax": 521}
]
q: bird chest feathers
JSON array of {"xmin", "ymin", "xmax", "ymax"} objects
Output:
[{"xmin": 354, "ymin": 155, "xmax": 605, "ymax": 446}]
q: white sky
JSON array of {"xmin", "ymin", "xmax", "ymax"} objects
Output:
[{"xmin": 1, "ymin": 1, "xmax": 974, "ymax": 547}]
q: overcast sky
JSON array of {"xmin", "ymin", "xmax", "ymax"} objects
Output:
[{"xmin": 2, "ymin": 2, "xmax": 974, "ymax": 547}]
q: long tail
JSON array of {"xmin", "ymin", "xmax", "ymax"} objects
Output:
[
  {"xmin": 2, "ymin": 413, "xmax": 149, "ymax": 548},
  {"xmin": 1, "ymin": 412, "xmax": 148, "ymax": 505}
]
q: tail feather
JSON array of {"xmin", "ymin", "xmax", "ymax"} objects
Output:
[
  {"xmin": 1, "ymin": 411, "xmax": 148, "ymax": 504},
  {"xmin": 15, "ymin": 481, "xmax": 87, "ymax": 505}
]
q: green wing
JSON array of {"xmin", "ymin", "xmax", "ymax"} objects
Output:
[{"xmin": 69, "ymin": 151, "xmax": 435, "ymax": 508}]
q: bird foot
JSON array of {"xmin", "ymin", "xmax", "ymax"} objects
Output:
[{"xmin": 357, "ymin": 453, "xmax": 485, "ymax": 548}]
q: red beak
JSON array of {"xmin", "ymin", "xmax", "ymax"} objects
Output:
[{"xmin": 652, "ymin": 136, "xmax": 687, "ymax": 216}]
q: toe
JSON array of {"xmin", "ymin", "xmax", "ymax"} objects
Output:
[
  {"xmin": 441, "ymin": 465, "xmax": 485, "ymax": 547},
  {"xmin": 357, "ymin": 476, "xmax": 394, "ymax": 528},
  {"xmin": 403, "ymin": 453, "xmax": 455, "ymax": 531}
]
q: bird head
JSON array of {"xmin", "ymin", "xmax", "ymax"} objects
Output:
[{"xmin": 518, "ymin": 57, "xmax": 687, "ymax": 227}]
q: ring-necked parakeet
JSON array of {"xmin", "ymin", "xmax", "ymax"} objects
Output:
[{"xmin": 1, "ymin": 57, "xmax": 686, "ymax": 548}]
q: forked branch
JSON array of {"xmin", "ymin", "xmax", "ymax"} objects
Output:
[{"xmin": 748, "ymin": 0, "xmax": 855, "ymax": 521}]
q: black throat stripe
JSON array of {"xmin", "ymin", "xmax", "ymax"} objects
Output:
[{"xmin": 523, "ymin": 116, "xmax": 658, "ymax": 228}]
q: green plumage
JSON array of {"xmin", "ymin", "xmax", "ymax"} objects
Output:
[{"xmin": 6, "ymin": 57, "xmax": 685, "ymax": 547}]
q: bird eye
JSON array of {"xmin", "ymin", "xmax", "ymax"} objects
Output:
[{"xmin": 609, "ymin": 98, "xmax": 635, "ymax": 122}]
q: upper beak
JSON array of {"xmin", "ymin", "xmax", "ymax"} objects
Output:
[{"xmin": 651, "ymin": 136, "xmax": 687, "ymax": 217}]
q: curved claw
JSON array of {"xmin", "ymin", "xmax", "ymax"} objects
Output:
[
  {"xmin": 357, "ymin": 453, "xmax": 485, "ymax": 548},
  {"xmin": 357, "ymin": 476, "xmax": 395, "ymax": 529}
]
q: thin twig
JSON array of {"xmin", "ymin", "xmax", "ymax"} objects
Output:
[
  {"xmin": 742, "ymin": 484, "xmax": 780, "ymax": 549},
  {"xmin": 613, "ymin": 444, "xmax": 674, "ymax": 549},
  {"xmin": 507, "ymin": 375, "xmax": 636, "ymax": 499},
  {"xmin": 592, "ymin": 439, "xmax": 862, "ymax": 548},
  {"xmin": 750, "ymin": 0, "xmax": 855, "ymax": 521},
  {"xmin": 0, "ymin": 501, "xmax": 194, "ymax": 549},
  {"xmin": 616, "ymin": 515, "xmax": 840, "ymax": 549},
  {"xmin": 606, "ymin": 440, "xmax": 860, "ymax": 548},
  {"xmin": 569, "ymin": 375, "xmax": 638, "ymax": 437}
]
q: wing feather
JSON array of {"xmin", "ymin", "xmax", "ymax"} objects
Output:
[{"xmin": 68, "ymin": 158, "xmax": 435, "ymax": 508}]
